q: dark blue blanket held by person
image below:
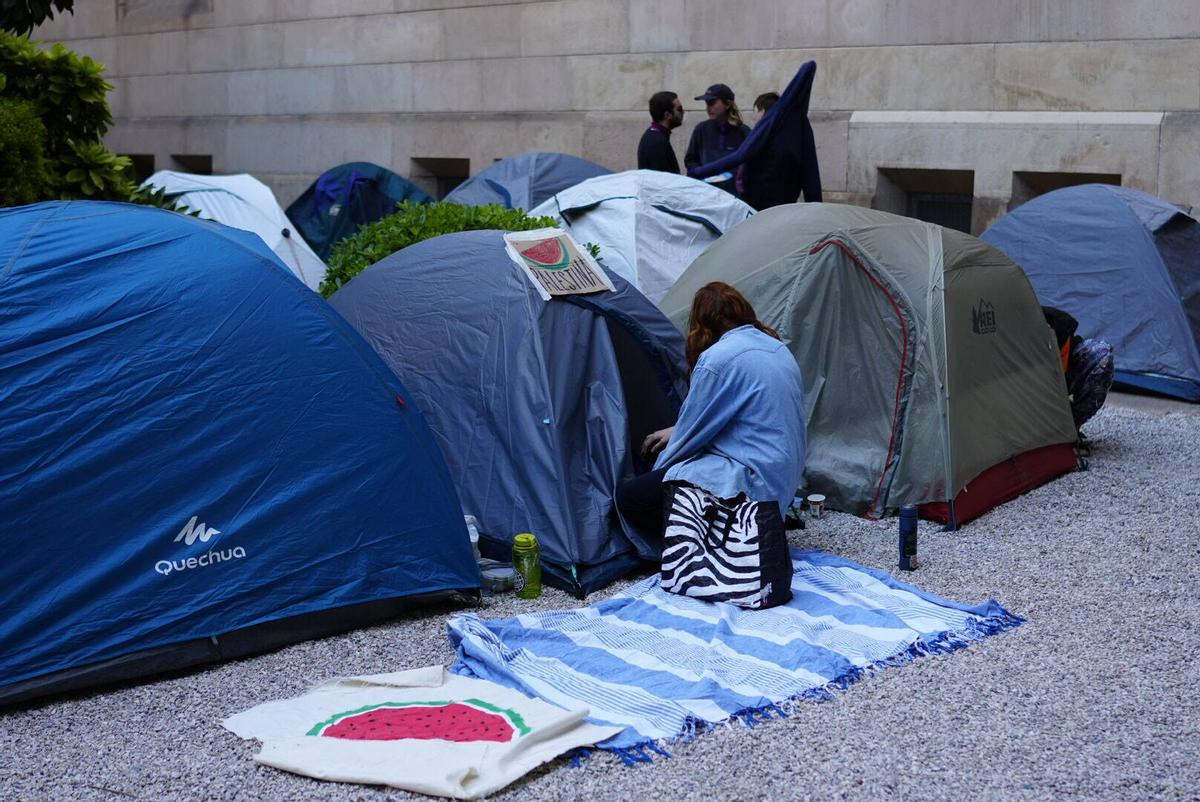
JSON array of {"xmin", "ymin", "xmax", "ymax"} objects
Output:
[{"xmin": 688, "ymin": 62, "xmax": 823, "ymax": 210}]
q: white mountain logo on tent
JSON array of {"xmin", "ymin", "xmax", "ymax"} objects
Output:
[
  {"xmin": 174, "ymin": 515, "xmax": 221, "ymax": 546},
  {"xmin": 972, "ymin": 299, "xmax": 997, "ymax": 335}
]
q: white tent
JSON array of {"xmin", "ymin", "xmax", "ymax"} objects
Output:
[
  {"xmin": 530, "ymin": 170, "xmax": 754, "ymax": 304},
  {"xmin": 143, "ymin": 171, "xmax": 327, "ymax": 290}
]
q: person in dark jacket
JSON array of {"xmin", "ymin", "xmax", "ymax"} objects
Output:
[
  {"xmin": 637, "ymin": 91, "xmax": 684, "ymax": 174},
  {"xmin": 684, "ymin": 83, "xmax": 751, "ymax": 195},
  {"xmin": 752, "ymin": 92, "xmax": 779, "ymax": 125}
]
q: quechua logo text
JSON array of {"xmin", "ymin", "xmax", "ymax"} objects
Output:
[
  {"xmin": 972, "ymin": 299, "xmax": 997, "ymax": 335},
  {"xmin": 156, "ymin": 515, "xmax": 247, "ymax": 577}
]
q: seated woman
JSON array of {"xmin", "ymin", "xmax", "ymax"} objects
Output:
[{"xmin": 617, "ymin": 281, "xmax": 807, "ymax": 553}]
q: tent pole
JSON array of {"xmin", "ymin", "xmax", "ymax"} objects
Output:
[
  {"xmin": 944, "ymin": 499, "xmax": 958, "ymax": 532},
  {"xmin": 929, "ymin": 225, "xmax": 957, "ymax": 533}
]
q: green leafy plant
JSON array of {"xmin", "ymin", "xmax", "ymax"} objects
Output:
[
  {"xmin": 61, "ymin": 139, "xmax": 130, "ymax": 197},
  {"xmin": 0, "ymin": 34, "xmax": 112, "ymax": 160},
  {"xmin": 0, "ymin": 31, "xmax": 194, "ymax": 213},
  {"xmin": 0, "ymin": 32, "xmax": 120, "ymax": 199},
  {"xmin": 128, "ymin": 182, "xmax": 200, "ymax": 216},
  {"xmin": 0, "ymin": 0, "xmax": 74, "ymax": 36},
  {"xmin": 321, "ymin": 201, "xmax": 558, "ymax": 297}
]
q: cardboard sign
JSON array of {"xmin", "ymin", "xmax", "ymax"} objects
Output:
[{"xmin": 504, "ymin": 228, "xmax": 614, "ymax": 300}]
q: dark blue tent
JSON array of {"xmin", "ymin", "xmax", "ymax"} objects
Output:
[
  {"xmin": 329, "ymin": 230, "xmax": 688, "ymax": 596},
  {"xmin": 286, "ymin": 162, "xmax": 432, "ymax": 262},
  {"xmin": 0, "ymin": 202, "xmax": 478, "ymax": 705},
  {"xmin": 982, "ymin": 185, "xmax": 1200, "ymax": 401},
  {"xmin": 444, "ymin": 152, "xmax": 612, "ymax": 210},
  {"xmin": 688, "ymin": 61, "xmax": 822, "ymax": 211}
]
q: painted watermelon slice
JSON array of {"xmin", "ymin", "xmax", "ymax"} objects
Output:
[
  {"xmin": 519, "ymin": 238, "xmax": 571, "ymax": 270},
  {"xmin": 307, "ymin": 699, "xmax": 531, "ymax": 743}
]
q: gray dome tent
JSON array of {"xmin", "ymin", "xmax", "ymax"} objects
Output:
[
  {"xmin": 660, "ymin": 203, "xmax": 1079, "ymax": 526},
  {"xmin": 329, "ymin": 230, "xmax": 688, "ymax": 595}
]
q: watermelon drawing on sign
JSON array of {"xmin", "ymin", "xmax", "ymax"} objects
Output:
[
  {"xmin": 306, "ymin": 699, "xmax": 531, "ymax": 743},
  {"xmin": 518, "ymin": 238, "xmax": 571, "ymax": 270}
]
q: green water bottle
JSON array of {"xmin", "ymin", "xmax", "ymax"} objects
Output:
[{"xmin": 512, "ymin": 533, "xmax": 542, "ymax": 599}]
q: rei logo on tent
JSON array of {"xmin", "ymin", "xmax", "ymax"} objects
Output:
[
  {"xmin": 174, "ymin": 515, "xmax": 221, "ymax": 546},
  {"xmin": 972, "ymin": 299, "xmax": 997, "ymax": 335}
]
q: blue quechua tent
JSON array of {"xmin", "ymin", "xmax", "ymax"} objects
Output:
[
  {"xmin": 0, "ymin": 202, "xmax": 478, "ymax": 706},
  {"xmin": 443, "ymin": 152, "xmax": 612, "ymax": 210},
  {"xmin": 286, "ymin": 162, "xmax": 433, "ymax": 262},
  {"xmin": 329, "ymin": 230, "xmax": 688, "ymax": 596},
  {"xmin": 982, "ymin": 184, "xmax": 1200, "ymax": 401}
]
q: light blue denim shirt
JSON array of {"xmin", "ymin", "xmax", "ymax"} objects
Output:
[{"xmin": 655, "ymin": 325, "xmax": 807, "ymax": 514}]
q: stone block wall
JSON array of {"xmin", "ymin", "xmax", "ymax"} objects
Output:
[{"xmin": 32, "ymin": 0, "xmax": 1200, "ymax": 219}]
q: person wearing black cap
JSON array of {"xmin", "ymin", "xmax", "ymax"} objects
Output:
[
  {"xmin": 637, "ymin": 91, "xmax": 684, "ymax": 174},
  {"xmin": 684, "ymin": 83, "xmax": 751, "ymax": 195}
]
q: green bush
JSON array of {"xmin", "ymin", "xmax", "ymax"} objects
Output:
[
  {"xmin": 321, "ymin": 201, "xmax": 558, "ymax": 297},
  {"xmin": 0, "ymin": 31, "xmax": 191, "ymax": 214},
  {"xmin": 0, "ymin": 97, "xmax": 48, "ymax": 205},
  {"xmin": 0, "ymin": 33, "xmax": 121, "ymax": 198}
]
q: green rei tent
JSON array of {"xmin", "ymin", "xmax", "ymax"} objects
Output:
[{"xmin": 660, "ymin": 203, "xmax": 1079, "ymax": 526}]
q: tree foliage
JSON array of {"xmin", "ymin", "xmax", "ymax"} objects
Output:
[
  {"xmin": 0, "ymin": 97, "xmax": 48, "ymax": 205},
  {"xmin": 321, "ymin": 201, "xmax": 558, "ymax": 297},
  {"xmin": 0, "ymin": 31, "xmax": 191, "ymax": 212},
  {"xmin": 0, "ymin": 32, "xmax": 125, "ymax": 200},
  {"xmin": 0, "ymin": 0, "xmax": 74, "ymax": 36}
]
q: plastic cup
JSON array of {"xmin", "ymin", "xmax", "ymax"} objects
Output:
[
  {"xmin": 806, "ymin": 493, "xmax": 826, "ymax": 518},
  {"xmin": 463, "ymin": 515, "xmax": 481, "ymax": 563}
]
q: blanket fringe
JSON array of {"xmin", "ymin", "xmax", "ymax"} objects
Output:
[{"xmin": 571, "ymin": 608, "xmax": 1024, "ymax": 768}]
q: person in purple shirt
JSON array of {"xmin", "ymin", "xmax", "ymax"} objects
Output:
[
  {"xmin": 637, "ymin": 91, "xmax": 684, "ymax": 174},
  {"xmin": 684, "ymin": 83, "xmax": 751, "ymax": 195},
  {"xmin": 616, "ymin": 282, "xmax": 807, "ymax": 549}
]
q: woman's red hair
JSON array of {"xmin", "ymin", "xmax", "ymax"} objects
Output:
[{"xmin": 685, "ymin": 282, "xmax": 780, "ymax": 370}]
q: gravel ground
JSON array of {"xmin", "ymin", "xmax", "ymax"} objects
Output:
[{"xmin": 3, "ymin": 399, "xmax": 1198, "ymax": 802}]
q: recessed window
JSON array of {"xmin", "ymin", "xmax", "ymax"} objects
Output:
[
  {"xmin": 122, "ymin": 153, "xmax": 155, "ymax": 184},
  {"xmin": 170, "ymin": 154, "xmax": 212, "ymax": 175},
  {"xmin": 874, "ymin": 168, "xmax": 975, "ymax": 234},
  {"xmin": 411, "ymin": 157, "xmax": 470, "ymax": 200},
  {"xmin": 907, "ymin": 192, "xmax": 973, "ymax": 234},
  {"xmin": 1010, "ymin": 171, "xmax": 1121, "ymax": 210}
]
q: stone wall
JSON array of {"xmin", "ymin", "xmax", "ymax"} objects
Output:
[{"xmin": 33, "ymin": 0, "xmax": 1200, "ymax": 223}]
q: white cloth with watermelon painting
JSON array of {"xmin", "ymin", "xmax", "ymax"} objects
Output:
[{"xmin": 223, "ymin": 666, "xmax": 620, "ymax": 800}]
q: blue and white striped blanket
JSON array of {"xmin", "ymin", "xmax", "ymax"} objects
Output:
[{"xmin": 448, "ymin": 549, "xmax": 1021, "ymax": 758}]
